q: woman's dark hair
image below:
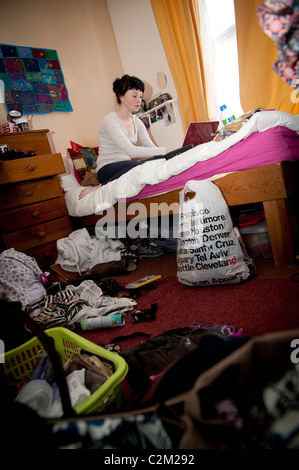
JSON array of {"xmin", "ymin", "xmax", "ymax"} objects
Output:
[{"xmin": 113, "ymin": 75, "xmax": 144, "ymax": 104}]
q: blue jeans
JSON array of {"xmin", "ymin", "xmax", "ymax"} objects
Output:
[
  {"xmin": 97, "ymin": 156, "xmax": 164, "ymax": 185},
  {"xmin": 97, "ymin": 145, "xmax": 194, "ymax": 185}
]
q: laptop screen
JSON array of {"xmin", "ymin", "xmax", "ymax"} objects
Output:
[{"xmin": 183, "ymin": 121, "xmax": 219, "ymax": 147}]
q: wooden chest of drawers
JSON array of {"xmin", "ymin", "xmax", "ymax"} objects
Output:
[{"xmin": 0, "ymin": 129, "xmax": 73, "ymax": 268}]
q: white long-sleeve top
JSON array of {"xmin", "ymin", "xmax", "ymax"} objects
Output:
[{"xmin": 96, "ymin": 111, "xmax": 167, "ymax": 171}]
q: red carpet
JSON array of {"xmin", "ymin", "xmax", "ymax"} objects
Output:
[{"xmin": 79, "ymin": 275, "xmax": 299, "ymax": 351}]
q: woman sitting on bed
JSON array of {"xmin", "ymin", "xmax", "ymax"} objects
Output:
[{"xmin": 96, "ymin": 74, "xmax": 179, "ymax": 186}]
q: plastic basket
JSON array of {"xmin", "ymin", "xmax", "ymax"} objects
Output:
[{"xmin": 2, "ymin": 327, "xmax": 128, "ymax": 415}]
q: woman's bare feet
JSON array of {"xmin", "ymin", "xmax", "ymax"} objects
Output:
[{"xmin": 79, "ymin": 184, "xmax": 101, "ymax": 199}]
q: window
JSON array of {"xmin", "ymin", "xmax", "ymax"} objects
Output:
[{"xmin": 198, "ymin": 0, "xmax": 243, "ymax": 121}]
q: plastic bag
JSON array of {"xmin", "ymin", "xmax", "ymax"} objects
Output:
[{"xmin": 177, "ymin": 180, "xmax": 255, "ymax": 286}]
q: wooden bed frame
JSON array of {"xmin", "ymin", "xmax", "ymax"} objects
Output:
[{"xmin": 73, "ymin": 160, "xmax": 299, "ymax": 266}]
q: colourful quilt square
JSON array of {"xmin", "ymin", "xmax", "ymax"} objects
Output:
[
  {"xmin": 10, "ymin": 72, "xmax": 26, "ymax": 80},
  {"xmin": 23, "ymin": 58, "xmax": 40, "ymax": 73},
  {"xmin": 42, "ymin": 73, "xmax": 56, "ymax": 84},
  {"xmin": 36, "ymin": 93, "xmax": 52, "ymax": 104},
  {"xmin": 38, "ymin": 59, "xmax": 53, "ymax": 73},
  {"xmin": 47, "ymin": 84, "xmax": 60, "ymax": 103},
  {"xmin": 38, "ymin": 103, "xmax": 55, "ymax": 112},
  {"xmin": 58, "ymin": 84, "xmax": 68, "ymax": 101},
  {"xmin": 32, "ymin": 48, "xmax": 47, "ymax": 59},
  {"xmin": 0, "ymin": 43, "xmax": 72, "ymax": 114},
  {"xmin": 1, "ymin": 45, "xmax": 17, "ymax": 57},
  {"xmin": 5, "ymin": 58, "xmax": 24, "ymax": 73},
  {"xmin": 26, "ymin": 72, "xmax": 42, "ymax": 81},
  {"xmin": 19, "ymin": 90, "xmax": 36, "ymax": 106},
  {"xmin": 17, "ymin": 47, "xmax": 33, "ymax": 58},
  {"xmin": 10, "ymin": 79, "xmax": 33, "ymax": 91},
  {"xmin": 54, "ymin": 101, "xmax": 72, "ymax": 111},
  {"xmin": 23, "ymin": 105, "xmax": 39, "ymax": 113},
  {"xmin": 32, "ymin": 81, "xmax": 48, "ymax": 94},
  {"xmin": 46, "ymin": 50, "xmax": 58, "ymax": 60},
  {"xmin": 48, "ymin": 60, "xmax": 60, "ymax": 70},
  {"xmin": 5, "ymin": 89, "xmax": 19, "ymax": 103},
  {"xmin": 54, "ymin": 70, "xmax": 64, "ymax": 84}
]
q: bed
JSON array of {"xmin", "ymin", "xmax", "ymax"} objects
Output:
[{"xmin": 61, "ymin": 111, "xmax": 299, "ymax": 265}]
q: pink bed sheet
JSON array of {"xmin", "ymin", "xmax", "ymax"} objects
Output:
[{"xmin": 128, "ymin": 126, "xmax": 299, "ymax": 201}]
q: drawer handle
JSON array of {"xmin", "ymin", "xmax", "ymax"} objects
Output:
[
  {"xmin": 37, "ymin": 231, "xmax": 46, "ymax": 239},
  {"xmin": 26, "ymin": 164, "xmax": 36, "ymax": 172},
  {"xmin": 25, "ymin": 190, "xmax": 33, "ymax": 197},
  {"xmin": 32, "ymin": 210, "xmax": 40, "ymax": 218}
]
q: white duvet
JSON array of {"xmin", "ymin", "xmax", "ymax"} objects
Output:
[{"xmin": 62, "ymin": 111, "xmax": 299, "ymax": 217}]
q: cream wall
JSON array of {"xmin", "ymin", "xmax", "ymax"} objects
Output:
[
  {"xmin": 107, "ymin": 0, "xmax": 178, "ymax": 102},
  {"xmin": 0, "ymin": 0, "xmax": 124, "ymax": 154}
]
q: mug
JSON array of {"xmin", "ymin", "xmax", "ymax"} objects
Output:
[
  {"xmin": 2, "ymin": 122, "xmax": 17, "ymax": 133},
  {"xmin": 14, "ymin": 117, "xmax": 29, "ymax": 132}
]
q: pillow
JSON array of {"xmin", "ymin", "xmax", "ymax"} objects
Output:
[
  {"xmin": 58, "ymin": 155, "xmax": 81, "ymax": 192},
  {"xmin": 70, "ymin": 140, "xmax": 99, "ymax": 154},
  {"xmin": 59, "ymin": 174, "xmax": 82, "ymax": 193},
  {"xmin": 61, "ymin": 154, "xmax": 76, "ymax": 177},
  {"xmin": 67, "ymin": 146, "xmax": 100, "ymax": 186}
]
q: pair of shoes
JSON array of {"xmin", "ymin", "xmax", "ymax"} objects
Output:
[
  {"xmin": 129, "ymin": 241, "xmax": 165, "ymax": 259},
  {"xmin": 97, "ymin": 279, "xmax": 119, "ymax": 296},
  {"xmin": 131, "ymin": 303, "xmax": 157, "ymax": 323},
  {"xmin": 135, "ymin": 244, "xmax": 165, "ymax": 259}
]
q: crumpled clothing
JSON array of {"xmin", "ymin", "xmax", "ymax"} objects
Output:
[
  {"xmin": 213, "ymin": 363, "xmax": 299, "ymax": 449},
  {"xmin": 257, "ymin": 0, "xmax": 299, "ymax": 86},
  {"xmin": 214, "ymin": 398, "xmax": 269, "ymax": 448},
  {"xmin": 27, "ymin": 280, "xmax": 136, "ymax": 329},
  {"xmin": 263, "ymin": 363, "xmax": 299, "ymax": 448},
  {"xmin": 67, "ymin": 279, "xmax": 106, "ymax": 307},
  {"xmin": 55, "ymin": 228, "xmax": 125, "ymax": 273},
  {"xmin": 0, "ymin": 248, "xmax": 46, "ymax": 307},
  {"xmin": 52, "ymin": 413, "xmax": 173, "ymax": 449}
]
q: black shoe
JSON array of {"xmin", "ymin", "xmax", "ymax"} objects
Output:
[{"xmin": 133, "ymin": 243, "xmax": 165, "ymax": 259}]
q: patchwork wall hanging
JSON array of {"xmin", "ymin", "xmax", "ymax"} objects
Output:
[{"xmin": 0, "ymin": 43, "xmax": 72, "ymax": 114}]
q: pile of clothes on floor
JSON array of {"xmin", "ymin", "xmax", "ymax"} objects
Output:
[
  {"xmin": 0, "ymin": 247, "xmax": 137, "ymax": 331},
  {"xmin": 0, "ymin": 228, "xmax": 165, "ymax": 332},
  {"xmin": 55, "ymin": 227, "xmax": 165, "ymax": 274}
]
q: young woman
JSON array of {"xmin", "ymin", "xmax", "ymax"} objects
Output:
[{"xmin": 96, "ymin": 74, "xmax": 178, "ymax": 185}]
